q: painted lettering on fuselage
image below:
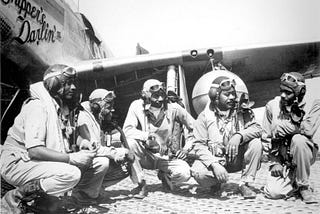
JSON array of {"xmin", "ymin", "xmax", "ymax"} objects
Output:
[{"xmin": 1, "ymin": 0, "xmax": 61, "ymax": 45}]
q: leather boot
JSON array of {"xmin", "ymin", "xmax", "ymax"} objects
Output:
[
  {"xmin": 239, "ymin": 184, "xmax": 256, "ymax": 199},
  {"xmin": 210, "ymin": 183, "xmax": 222, "ymax": 196},
  {"xmin": 157, "ymin": 171, "xmax": 173, "ymax": 191},
  {"xmin": 32, "ymin": 194, "xmax": 81, "ymax": 214},
  {"xmin": 132, "ymin": 179, "xmax": 147, "ymax": 199},
  {"xmin": 19, "ymin": 179, "xmax": 45, "ymax": 202},
  {"xmin": 1, "ymin": 179, "xmax": 45, "ymax": 214},
  {"xmin": 300, "ymin": 186, "xmax": 318, "ymax": 204}
]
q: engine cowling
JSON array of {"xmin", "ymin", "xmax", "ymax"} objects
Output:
[{"xmin": 192, "ymin": 69, "xmax": 249, "ymax": 115}]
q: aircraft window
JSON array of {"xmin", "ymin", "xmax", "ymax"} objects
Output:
[
  {"xmin": 116, "ymin": 72, "xmax": 136, "ymax": 85},
  {"xmin": 137, "ymin": 66, "xmax": 165, "ymax": 79},
  {"xmin": 232, "ymin": 57, "xmax": 247, "ymax": 68},
  {"xmin": 95, "ymin": 78, "xmax": 116, "ymax": 89},
  {"xmin": 137, "ymin": 69, "xmax": 152, "ymax": 78}
]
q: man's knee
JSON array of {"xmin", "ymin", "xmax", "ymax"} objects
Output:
[
  {"xmin": 248, "ymin": 138, "xmax": 263, "ymax": 154},
  {"xmin": 49, "ymin": 164, "xmax": 81, "ymax": 191},
  {"xmin": 64, "ymin": 165, "xmax": 81, "ymax": 186},
  {"xmin": 263, "ymin": 173, "xmax": 293, "ymax": 199},
  {"xmin": 170, "ymin": 161, "xmax": 191, "ymax": 183},
  {"xmin": 264, "ymin": 185, "xmax": 286, "ymax": 199},
  {"xmin": 191, "ymin": 160, "xmax": 215, "ymax": 188},
  {"xmin": 192, "ymin": 170, "xmax": 213, "ymax": 187},
  {"xmin": 264, "ymin": 181, "xmax": 292, "ymax": 199},
  {"xmin": 291, "ymin": 134, "xmax": 309, "ymax": 150},
  {"xmin": 127, "ymin": 139, "xmax": 141, "ymax": 152},
  {"xmin": 93, "ymin": 157, "xmax": 110, "ymax": 172}
]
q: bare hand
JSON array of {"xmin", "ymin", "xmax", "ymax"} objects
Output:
[
  {"xmin": 175, "ymin": 150, "xmax": 187, "ymax": 160},
  {"xmin": 211, "ymin": 163, "xmax": 228, "ymax": 183},
  {"xmin": 69, "ymin": 149, "xmax": 96, "ymax": 167},
  {"xmin": 226, "ymin": 134, "xmax": 242, "ymax": 162}
]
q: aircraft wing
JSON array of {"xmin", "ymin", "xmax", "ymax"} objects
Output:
[
  {"xmin": 73, "ymin": 48, "xmax": 222, "ymax": 79},
  {"xmin": 67, "ymin": 41, "xmax": 320, "ymax": 125}
]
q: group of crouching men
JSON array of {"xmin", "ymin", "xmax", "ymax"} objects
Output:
[{"xmin": 1, "ymin": 64, "xmax": 319, "ymax": 213}]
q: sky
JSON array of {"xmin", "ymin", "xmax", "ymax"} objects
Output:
[{"xmin": 78, "ymin": 0, "xmax": 320, "ymax": 57}]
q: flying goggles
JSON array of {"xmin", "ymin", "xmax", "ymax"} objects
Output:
[
  {"xmin": 211, "ymin": 78, "xmax": 236, "ymax": 91},
  {"xmin": 147, "ymin": 82, "xmax": 166, "ymax": 98},
  {"xmin": 280, "ymin": 73, "xmax": 305, "ymax": 87},
  {"xmin": 43, "ymin": 66, "xmax": 77, "ymax": 81},
  {"xmin": 100, "ymin": 91, "xmax": 116, "ymax": 111},
  {"xmin": 102, "ymin": 91, "xmax": 116, "ymax": 103},
  {"xmin": 148, "ymin": 83, "xmax": 165, "ymax": 93}
]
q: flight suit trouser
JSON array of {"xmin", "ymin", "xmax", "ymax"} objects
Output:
[
  {"xmin": 191, "ymin": 138, "xmax": 263, "ymax": 188},
  {"xmin": 127, "ymin": 139, "xmax": 191, "ymax": 185},
  {"xmin": 0, "ymin": 143, "xmax": 81, "ymax": 196},
  {"xmin": 264, "ymin": 134, "xmax": 318, "ymax": 199},
  {"xmin": 72, "ymin": 156, "xmax": 129, "ymax": 199},
  {"xmin": 0, "ymin": 142, "xmax": 81, "ymax": 213}
]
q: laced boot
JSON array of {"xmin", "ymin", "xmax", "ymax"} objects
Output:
[
  {"xmin": 1, "ymin": 179, "xmax": 45, "ymax": 214},
  {"xmin": 300, "ymin": 186, "xmax": 318, "ymax": 204},
  {"xmin": 239, "ymin": 184, "xmax": 256, "ymax": 199},
  {"xmin": 72, "ymin": 190, "xmax": 100, "ymax": 206},
  {"xmin": 19, "ymin": 180, "xmax": 45, "ymax": 203},
  {"xmin": 210, "ymin": 183, "xmax": 222, "ymax": 196},
  {"xmin": 132, "ymin": 179, "xmax": 147, "ymax": 199},
  {"xmin": 157, "ymin": 171, "xmax": 174, "ymax": 191}
]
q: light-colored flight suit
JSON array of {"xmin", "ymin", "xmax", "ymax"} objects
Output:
[
  {"xmin": 74, "ymin": 101, "xmax": 128, "ymax": 199},
  {"xmin": 123, "ymin": 99, "xmax": 194, "ymax": 184},
  {"xmin": 190, "ymin": 103, "xmax": 263, "ymax": 187},
  {"xmin": 263, "ymin": 97, "xmax": 319, "ymax": 199},
  {"xmin": 1, "ymin": 82, "xmax": 81, "ymax": 205}
]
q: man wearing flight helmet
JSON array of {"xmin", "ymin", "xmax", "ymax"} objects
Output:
[
  {"xmin": 0, "ymin": 64, "xmax": 96, "ymax": 213},
  {"xmin": 74, "ymin": 88, "xmax": 131, "ymax": 204},
  {"xmin": 190, "ymin": 76, "xmax": 263, "ymax": 199},
  {"xmin": 263, "ymin": 72, "xmax": 318, "ymax": 203},
  {"xmin": 123, "ymin": 79, "xmax": 195, "ymax": 198}
]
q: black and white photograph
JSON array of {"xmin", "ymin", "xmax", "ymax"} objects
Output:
[{"xmin": 1, "ymin": 0, "xmax": 320, "ymax": 213}]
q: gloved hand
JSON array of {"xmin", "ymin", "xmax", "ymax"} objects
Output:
[
  {"xmin": 270, "ymin": 164, "xmax": 284, "ymax": 177},
  {"xmin": 113, "ymin": 148, "xmax": 130, "ymax": 163},
  {"xmin": 69, "ymin": 150, "xmax": 96, "ymax": 167},
  {"xmin": 145, "ymin": 133, "xmax": 160, "ymax": 153},
  {"xmin": 175, "ymin": 150, "xmax": 187, "ymax": 160},
  {"xmin": 79, "ymin": 139, "xmax": 98, "ymax": 150},
  {"xmin": 146, "ymin": 132, "xmax": 167, "ymax": 156}
]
